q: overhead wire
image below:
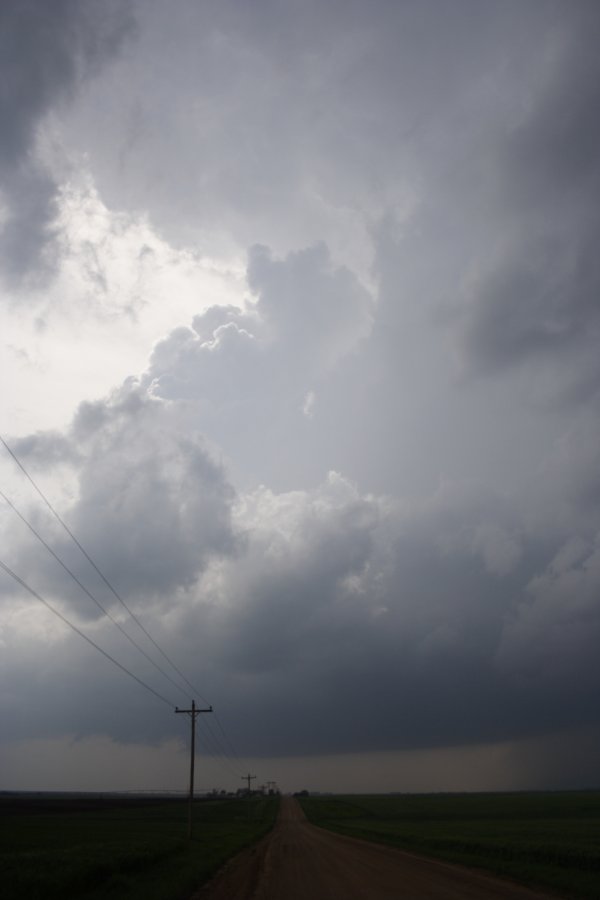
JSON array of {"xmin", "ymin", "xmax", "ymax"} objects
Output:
[
  {"xmin": 0, "ymin": 557, "xmax": 175, "ymax": 709},
  {"xmin": 198, "ymin": 735, "xmax": 246, "ymax": 781},
  {"xmin": 1, "ymin": 434, "xmax": 247, "ymax": 776},
  {"xmin": 0, "ymin": 489, "xmax": 198, "ymax": 703},
  {"xmin": 212, "ymin": 710, "xmax": 247, "ymax": 769},
  {"xmin": 0, "ymin": 490, "xmax": 241, "ymax": 772},
  {"xmin": 0, "ymin": 435, "xmax": 202, "ymax": 700}
]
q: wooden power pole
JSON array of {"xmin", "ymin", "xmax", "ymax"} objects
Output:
[
  {"xmin": 242, "ymin": 772, "xmax": 257, "ymax": 793},
  {"xmin": 175, "ymin": 699, "xmax": 212, "ymax": 838}
]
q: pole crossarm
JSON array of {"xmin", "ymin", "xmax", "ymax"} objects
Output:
[
  {"xmin": 175, "ymin": 699, "xmax": 213, "ymax": 838},
  {"xmin": 175, "ymin": 704, "xmax": 213, "ymax": 716},
  {"xmin": 242, "ymin": 772, "xmax": 257, "ymax": 792}
]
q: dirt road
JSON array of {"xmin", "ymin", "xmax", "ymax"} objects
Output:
[{"xmin": 197, "ymin": 796, "xmax": 556, "ymax": 899}]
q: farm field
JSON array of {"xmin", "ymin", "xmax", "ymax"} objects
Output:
[
  {"xmin": 300, "ymin": 791, "xmax": 600, "ymax": 899},
  {"xmin": 0, "ymin": 793, "xmax": 279, "ymax": 900}
]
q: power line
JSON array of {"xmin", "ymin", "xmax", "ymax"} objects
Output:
[
  {"xmin": 0, "ymin": 489, "xmax": 195, "ymax": 703},
  {"xmin": 164, "ymin": 705, "xmax": 245, "ymax": 784},
  {"xmin": 0, "ymin": 557, "xmax": 175, "ymax": 709},
  {"xmin": 0, "ymin": 435, "xmax": 199, "ymax": 701},
  {"xmin": 1, "ymin": 489, "xmax": 246, "ymax": 777},
  {"xmin": 192, "ymin": 711, "xmax": 247, "ymax": 780},
  {"xmin": 195, "ymin": 721, "xmax": 246, "ymax": 780},
  {"xmin": 1, "ymin": 435, "xmax": 247, "ymax": 776},
  {"xmin": 213, "ymin": 710, "xmax": 247, "ymax": 769}
]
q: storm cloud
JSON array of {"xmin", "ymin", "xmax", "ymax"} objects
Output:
[
  {"xmin": 0, "ymin": 0, "xmax": 133, "ymax": 284},
  {"xmin": 2, "ymin": 0, "xmax": 600, "ymax": 793}
]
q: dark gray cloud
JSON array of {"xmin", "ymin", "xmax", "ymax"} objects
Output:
[
  {"xmin": 3, "ymin": 0, "xmax": 600, "ymax": 792},
  {"xmin": 62, "ymin": 0, "xmax": 543, "ymax": 262},
  {"xmin": 454, "ymin": 2, "xmax": 600, "ymax": 398},
  {"xmin": 4, "ymin": 459, "xmax": 600, "ymax": 760},
  {"xmin": 68, "ymin": 385, "xmax": 237, "ymax": 599},
  {"xmin": 501, "ymin": 0, "xmax": 600, "ymax": 209},
  {"xmin": 5, "ymin": 212, "xmax": 600, "ymax": 764},
  {"xmin": 198, "ymin": 480, "xmax": 565, "ymax": 757},
  {"xmin": 0, "ymin": 0, "xmax": 134, "ymax": 285},
  {"xmin": 9, "ymin": 429, "xmax": 81, "ymax": 468},
  {"xmin": 3, "ymin": 381, "xmax": 237, "ymax": 621},
  {"xmin": 0, "ymin": 167, "xmax": 59, "ymax": 285}
]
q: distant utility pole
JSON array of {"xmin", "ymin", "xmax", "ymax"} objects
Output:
[
  {"xmin": 242, "ymin": 772, "xmax": 257, "ymax": 793},
  {"xmin": 175, "ymin": 699, "xmax": 212, "ymax": 838},
  {"xmin": 266, "ymin": 780, "xmax": 276, "ymax": 793}
]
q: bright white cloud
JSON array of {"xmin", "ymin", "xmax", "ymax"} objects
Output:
[{"xmin": 0, "ymin": 176, "xmax": 246, "ymax": 434}]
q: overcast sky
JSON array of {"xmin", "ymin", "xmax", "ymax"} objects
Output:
[{"xmin": 2, "ymin": 0, "xmax": 600, "ymax": 795}]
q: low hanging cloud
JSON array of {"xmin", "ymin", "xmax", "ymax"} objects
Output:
[{"xmin": 5, "ymin": 411, "xmax": 600, "ymax": 759}]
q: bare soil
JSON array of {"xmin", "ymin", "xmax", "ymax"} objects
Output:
[{"xmin": 196, "ymin": 796, "xmax": 557, "ymax": 899}]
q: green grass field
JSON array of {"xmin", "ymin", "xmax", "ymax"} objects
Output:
[
  {"xmin": 300, "ymin": 791, "xmax": 600, "ymax": 898},
  {"xmin": 0, "ymin": 793, "xmax": 279, "ymax": 900}
]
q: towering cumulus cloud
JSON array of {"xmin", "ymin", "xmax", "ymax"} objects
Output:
[{"xmin": 2, "ymin": 0, "xmax": 600, "ymax": 793}]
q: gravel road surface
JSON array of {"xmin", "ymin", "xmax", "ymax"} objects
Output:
[{"xmin": 196, "ymin": 795, "xmax": 557, "ymax": 900}]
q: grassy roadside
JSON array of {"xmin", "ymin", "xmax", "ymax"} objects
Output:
[
  {"xmin": 0, "ymin": 794, "xmax": 279, "ymax": 900},
  {"xmin": 299, "ymin": 792, "xmax": 600, "ymax": 899}
]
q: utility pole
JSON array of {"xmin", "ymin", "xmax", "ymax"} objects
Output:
[
  {"xmin": 266, "ymin": 780, "xmax": 277, "ymax": 794},
  {"xmin": 175, "ymin": 699, "xmax": 212, "ymax": 839},
  {"xmin": 242, "ymin": 772, "xmax": 256, "ymax": 793}
]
